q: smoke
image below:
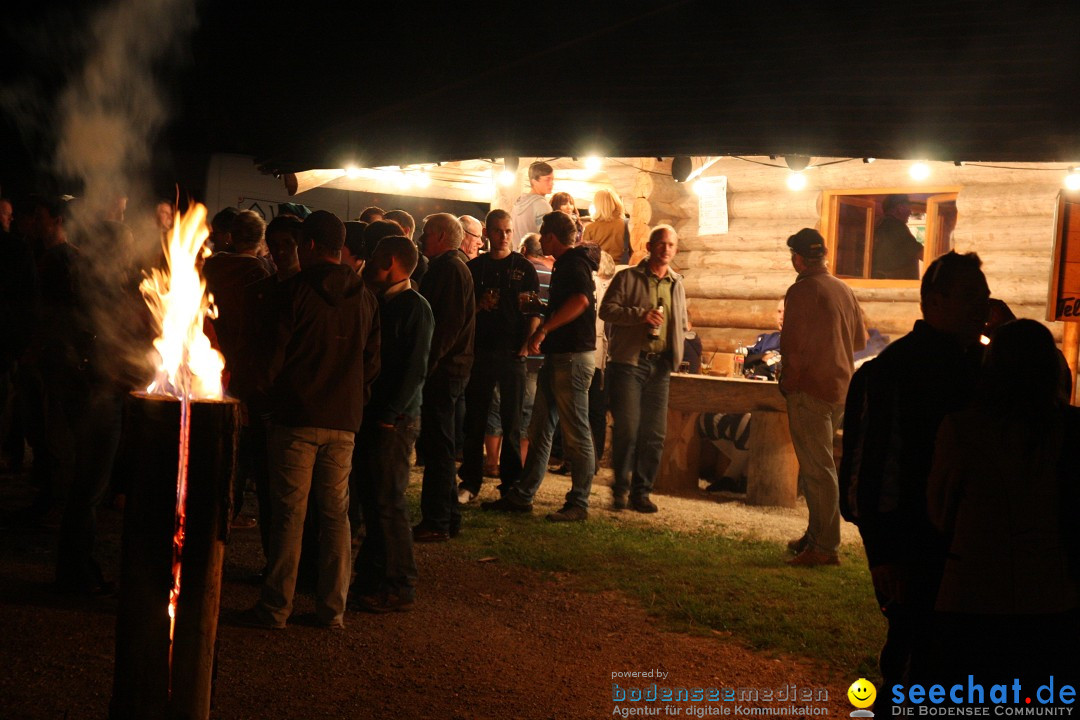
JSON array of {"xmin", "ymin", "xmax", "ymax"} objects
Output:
[
  {"xmin": 2, "ymin": 0, "xmax": 200, "ymax": 386},
  {"xmin": 55, "ymin": 0, "xmax": 196, "ymax": 223}
]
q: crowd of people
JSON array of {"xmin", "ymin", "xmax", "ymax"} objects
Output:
[{"xmin": 1, "ymin": 162, "xmax": 1077, "ymax": 691}]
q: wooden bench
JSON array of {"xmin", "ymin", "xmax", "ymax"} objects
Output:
[{"xmin": 654, "ymin": 373, "xmax": 800, "ymax": 508}]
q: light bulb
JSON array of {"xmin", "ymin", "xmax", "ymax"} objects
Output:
[
  {"xmin": 786, "ymin": 172, "xmax": 807, "ymax": 191},
  {"xmin": 498, "ymin": 170, "xmax": 517, "ymax": 187},
  {"xmin": 584, "ymin": 156, "xmax": 602, "ymax": 172},
  {"xmin": 1065, "ymin": 170, "xmax": 1080, "ymax": 192},
  {"xmin": 909, "ymin": 162, "xmax": 931, "ymax": 181}
]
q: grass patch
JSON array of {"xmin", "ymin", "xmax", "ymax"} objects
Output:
[{"xmin": 447, "ymin": 502, "xmax": 884, "ymax": 678}]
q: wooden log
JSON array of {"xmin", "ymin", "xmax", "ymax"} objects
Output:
[
  {"xmin": 679, "ymin": 270, "xmax": 794, "ymax": 299},
  {"xmin": 632, "ymin": 170, "xmax": 689, "ymax": 206},
  {"xmin": 676, "ymin": 218, "xmax": 793, "ymax": 252},
  {"xmin": 955, "ymin": 183, "xmax": 1061, "ymax": 218},
  {"xmin": 667, "ymin": 374, "xmax": 788, "ymax": 413},
  {"xmin": 951, "ymin": 215, "xmax": 1057, "ymax": 253},
  {"xmin": 111, "ymin": 395, "xmax": 238, "ymax": 720},
  {"xmin": 677, "ymin": 250, "xmax": 795, "ymax": 273},
  {"xmin": 687, "ymin": 298, "xmax": 918, "ymax": 332},
  {"xmin": 745, "ymin": 413, "xmax": 799, "ymax": 509},
  {"xmin": 654, "ymin": 409, "xmax": 702, "ymax": 497},
  {"xmin": 729, "ymin": 191, "xmax": 820, "ymax": 220}
]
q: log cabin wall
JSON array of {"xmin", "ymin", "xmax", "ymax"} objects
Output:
[{"xmin": 606, "ymin": 157, "xmax": 1064, "ymax": 354}]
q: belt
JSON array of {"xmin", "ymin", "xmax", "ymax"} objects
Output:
[{"xmin": 640, "ymin": 351, "xmax": 665, "ymax": 361}]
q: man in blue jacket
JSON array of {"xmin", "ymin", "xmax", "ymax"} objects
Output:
[{"xmin": 350, "ymin": 236, "xmax": 433, "ymax": 613}]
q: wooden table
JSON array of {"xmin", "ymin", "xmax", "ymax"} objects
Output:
[{"xmin": 654, "ymin": 373, "xmax": 799, "ymax": 507}]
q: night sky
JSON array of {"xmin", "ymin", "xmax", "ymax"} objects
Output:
[{"xmin": 4, "ymin": 1, "xmax": 1080, "ymax": 200}]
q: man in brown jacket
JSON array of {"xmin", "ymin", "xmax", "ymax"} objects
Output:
[{"xmin": 780, "ymin": 228, "xmax": 865, "ymax": 567}]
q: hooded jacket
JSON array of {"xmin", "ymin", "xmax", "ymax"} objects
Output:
[
  {"xmin": 266, "ymin": 261, "xmax": 380, "ymax": 432},
  {"xmin": 510, "ymin": 194, "xmax": 552, "ymax": 250}
]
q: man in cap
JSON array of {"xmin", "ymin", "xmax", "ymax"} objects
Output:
[{"xmin": 780, "ymin": 228, "xmax": 865, "ymax": 567}]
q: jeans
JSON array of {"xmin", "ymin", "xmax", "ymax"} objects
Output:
[
  {"xmin": 608, "ymin": 357, "xmax": 671, "ymax": 499},
  {"xmin": 459, "ymin": 353, "xmax": 527, "ymax": 495},
  {"xmin": 258, "ymin": 424, "xmax": 354, "ymax": 627},
  {"xmin": 353, "ymin": 417, "xmax": 420, "ymax": 600},
  {"xmin": 588, "ymin": 367, "xmax": 608, "ymax": 466},
  {"xmin": 419, "ymin": 372, "xmax": 468, "ymax": 533},
  {"xmin": 510, "ymin": 352, "xmax": 595, "ymax": 509},
  {"xmin": 239, "ymin": 410, "xmax": 271, "ymax": 559},
  {"xmin": 785, "ymin": 391, "xmax": 844, "ymax": 553}
]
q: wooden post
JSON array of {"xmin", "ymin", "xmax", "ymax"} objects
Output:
[
  {"xmin": 654, "ymin": 408, "xmax": 702, "ymax": 496},
  {"xmin": 111, "ymin": 394, "xmax": 238, "ymax": 720},
  {"xmin": 1063, "ymin": 322, "xmax": 1080, "ymax": 405},
  {"xmin": 744, "ymin": 414, "xmax": 799, "ymax": 508}
]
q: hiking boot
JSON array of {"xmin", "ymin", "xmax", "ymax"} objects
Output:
[
  {"xmin": 411, "ymin": 523, "xmax": 450, "ymax": 543},
  {"xmin": 612, "ymin": 492, "xmax": 628, "ymax": 511},
  {"xmin": 787, "ymin": 534, "xmax": 809, "ymax": 554},
  {"xmin": 546, "ymin": 505, "xmax": 588, "ymax": 522},
  {"xmin": 480, "ymin": 497, "xmax": 533, "ymax": 513},
  {"xmin": 349, "ymin": 592, "xmax": 415, "ymax": 614},
  {"xmin": 786, "ymin": 548, "xmax": 840, "ymax": 567},
  {"xmin": 630, "ymin": 496, "xmax": 659, "ymax": 514}
]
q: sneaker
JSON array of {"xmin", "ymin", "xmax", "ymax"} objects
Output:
[
  {"xmin": 457, "ymin": 487, "xmax": 477, "ymax": 504},
  {"xmin": 786, "ymin": 548, "xmax": 840, "ymax": 567},
  {"xmin": 786, "ymin": 535, "xmax": 809, "ymax": 554},
  {"xmin": 612, "ymin": 493, "xmax": 628, "ymax": 511},
  {"xmin": 349, "ymin": 592, "xmax": 415, "ymax": 614},
  {"xmin": 630, "ymin": 496, "xmax": 659, "ymax": 514},
  {"xmin": 232, "ymin": 607, "xmax": 286, "ymax": 630},
  {"xmin": 480, "ymin": 497, "xmax": 533, "ymax": 513},
  {"xmin": 546, "ymin": 505, "xmax": 588, "ymax": 522}
]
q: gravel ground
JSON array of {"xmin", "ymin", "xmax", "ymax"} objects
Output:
[{"xmin": 0, "ymin": 467, "xmax": 862, "ymax": 720}]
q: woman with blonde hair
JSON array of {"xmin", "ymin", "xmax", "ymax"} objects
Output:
[{"xmin": 582, "ymin": 188, "xmax": 628, "ymax": 263}]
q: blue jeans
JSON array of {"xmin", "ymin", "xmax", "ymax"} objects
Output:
[
  {"xmin": 353, "ymin": 417, "xmax": 420, "ymax": 600},
  {"xmin": 258, "ymin": 424, "xmax": 354, "ymax": 627},
  {"xmin": 785, "ymin": 391, "xmax": 844, "ymax": 553},
  {"xmin": 510, "ymin": 352, "xmax": 595, "ymax": 509},
  {"xmin": 608, "ymin": 356, "xmax": 671, "ymax": 499},
  {"xmin": 460, "ymin": 353, "xmax": 527, "ymax": 494},
  {"xmin": 419, "ymin": 372, "xmax": 468, "ymax": 533}
]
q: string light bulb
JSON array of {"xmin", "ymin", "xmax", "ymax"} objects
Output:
[
  {"xmin": 786, "ymin": 171, "xmax": 807, "ymax": 191},
  {"xmin": 415, "ymin": 171, "xmax": 431, "ymax": 189},
  {"xmin": 1065, "ymin": 168, "xmax": 1080, "ymax": 191},
  {"xmin": 345, "ymin": 165, "xmax": 362, "ymax": 179},
  {"xmin": 584, "ymin": 156, "xmax": 602, "ymax": 172},
  {"xmin": 909, "ymin": 162, "xmax": 931, "ymax": 181},
  {"xmin": 498, "ymin": 169, "xmax": 517, "ymax": 187}
]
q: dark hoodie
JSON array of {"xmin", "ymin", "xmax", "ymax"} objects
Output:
[
  {"xmin": 542, "ymin": 245, "xmax": 599, "ymax": 354},
  {"xmin": 266, "ymin": 261, "xmax": 380, "ymax": 432}
]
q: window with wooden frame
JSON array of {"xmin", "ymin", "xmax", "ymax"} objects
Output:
[{"xmin": 821, "ymin": 187, "xmax": 961, "ymax": 285}]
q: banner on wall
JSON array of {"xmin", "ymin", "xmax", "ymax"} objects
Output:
[
  {"xmin": 1049, "ymin": 193, "xmax": 1080, "ymax": 321},
  {"xmin": 696, "ymin": 176, "xmax": 728, "ymax": 236}
]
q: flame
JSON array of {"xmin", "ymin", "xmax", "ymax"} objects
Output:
[
  {"xmin": 139, "ymin": 202, "xmax": 219, "ymax": 694},
  {"xmin": 140, "ymin": 202, "xmax": 224, "ymax": 400}
]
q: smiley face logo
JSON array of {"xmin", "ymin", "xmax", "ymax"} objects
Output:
[{"xmin": 847, "ymin": 678, "xmax": 876, "ymax": 709}]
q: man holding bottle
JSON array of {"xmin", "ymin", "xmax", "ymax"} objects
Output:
[{"xmin": 599, "ymin": 225, "xmax": 688, "ymax": 512}]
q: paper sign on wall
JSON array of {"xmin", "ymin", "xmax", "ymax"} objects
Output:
[{"xmin": 696, "ymin": 176, "xmax": 728, "ymax": 236}]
